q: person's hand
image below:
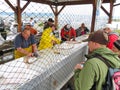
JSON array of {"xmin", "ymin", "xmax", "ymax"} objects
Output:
[
  {"xmin": 74, "ymin": 62, "xmax": 85, "ymax": 70},
  {"xmin": 52, "ymin": 40, "xmax": 57, "ymax": 45},
  {"xmin": 66, "ymin": 38, "xmax": 70, "ymax": 41},
  {"xmin": 33, "ymin": 51, "xmax": 39, "ymax": 57},
  {"xmin": 72, "ymin": 38, "xmax": 76, "ymax": 41},
  {"xmin": 74, "ymin": 64, "xmax": 83, "ymax": 70},
  {"xmin": 27, "ymin": 52, "xmax": 33, "ymax": 57}
]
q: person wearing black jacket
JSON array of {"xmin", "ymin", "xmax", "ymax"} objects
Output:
[{"xmin": 75, "ymin": 23, "xmax": 89, "ymax": 37}]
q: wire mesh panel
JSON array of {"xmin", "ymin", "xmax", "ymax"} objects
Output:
[
  {"xmin": 0, "ymin": 0, "xmax": 110, "ymax": 34},
  {"xmin": 0, "ymin": 0, "xmax": 17, "ymax": 31},
  {"xmin": 0, "ymin": 0, "xmax": 114, "ymax": 90},
  {"xmin": 58, "ymin": 5, "xmax": 92, "ymax": 29},
  {"xmin": 22, "ymin": 2, "xmax": 54, "ymax": 33},
  {"xmin": 0, "ymin": 35, "xmax": 88, "ymax": 90}
]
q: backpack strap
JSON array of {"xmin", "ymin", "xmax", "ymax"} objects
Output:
[
  {"xmin": 90, "ymin": 53, "xmax": 112, "ymax": 90},
  {"xmin": 93, "ymin": 53, "xmax": 111, "ymax": 68}
]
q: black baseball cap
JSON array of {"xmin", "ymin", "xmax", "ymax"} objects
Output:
[{"xmin": 48, "ymin": 18, "xmax": 54, "ymax": 22}]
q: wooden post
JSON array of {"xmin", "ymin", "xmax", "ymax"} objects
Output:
[
  {"xmin": 5, "ymin": 0, "xmax": 30, "ymax": 32},
  {"xmin": 108, "ymin": 0, "xmax": 114, "ymax": 23},
  {"xmin": 55, "ymin": 6, "xmax": 58, "ymax": 27},
  {"xmin": 17, "ymin": 0, "xmax": 22, "ymax": 32},
  {"xmin": 50, "ymin": 5, "xmax": 65, "ymax": 29},
  {"xmin": 91, "ymin": 0, "xmax": 97, "ymax": 32}
]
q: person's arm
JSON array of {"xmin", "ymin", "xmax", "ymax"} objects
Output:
[
  {"xmin": 76, "ymin": 27, "xmax": 81, "ymax": 37},
  {"xmin": 14, "ymin": 35, "xmax": 34, "ymax": 57},
  {"xmin": 16, "ymin": 47, "xmax": 33, "ymax": 57},
  {"xmin": 30, "ymin": 34, "xmax": 38, "ymax": 53},
  {"xmin": 71, "ymin": 28, "xmax": 76, "ymax": 41},
  {"xmin": 74, "ymin": 61, "xmax": 95, "ymax": 90},
  {"xmin": 32, "ymin": 44, "xmax": 37, "ymax": 53},
  {"xmin": 85, "ymin": 27, "xmax": 89, "ymax": 33},
  {"xmin": 73, "ymin": 29, "xmax": 76, "ymax": 41},
  {"xmin": 61, "ymin": 29, "xmax": 69, "ymax": 41},
  {"xmin": 51, "ymin": 35, "xmax": 61, "ymax": 45}
]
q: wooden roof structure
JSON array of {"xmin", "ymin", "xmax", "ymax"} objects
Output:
[
  {"xmin": 26, "ymin": 0, "xmax": 114, "ymax": 5},
  {"xmin": 4, "ymin": 0, "xmax": 120, "ymax": 32}
]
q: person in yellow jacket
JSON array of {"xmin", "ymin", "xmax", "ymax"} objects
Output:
[
  {"xmin": 14, "ymin": 25, "xmax": 38, "ymax": 59},
  {"xmin": 38, "ymin": 24, "xmax": 61, "ymax": 50}
]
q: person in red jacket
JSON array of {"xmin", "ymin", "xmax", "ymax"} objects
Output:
[
  {"xmin": 104, "ymin": 24, "xmax": 119, "ymax": 50},
  {"xmin": 60, "ymin": 24, "xmax": 76, "ymax": 42}
]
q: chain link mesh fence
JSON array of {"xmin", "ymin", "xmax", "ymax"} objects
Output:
[
  {"xmin": 0, "ymin": 0, "xmax": 115, "ymax": 90},
  {"xmin": 0, "ymin": 36, "xmax": 88, "ymax": 90}
]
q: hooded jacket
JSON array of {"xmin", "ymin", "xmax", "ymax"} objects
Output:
[
  {"xmin": 74, "ymin": 47, "xmax": 120, "ymax": 90},
  {"xmin": 38, "ymin": 27, "xmax": 60, "ymax": 50},
  {"xmin": 107, "ymin": 32, "xmax": 119, "ymax": 49}
]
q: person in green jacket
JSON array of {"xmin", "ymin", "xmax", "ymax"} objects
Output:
[{"xmin": 74, "ymin": 30, "xmax": 120, "ymax": 90}]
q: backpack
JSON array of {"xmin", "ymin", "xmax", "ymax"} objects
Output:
[{"xmin": 94, "ymin": 54, "xmax": 120, "ymax": 90}]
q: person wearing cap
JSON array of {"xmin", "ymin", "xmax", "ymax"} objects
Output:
[
  {"xmin": 43, "ymin": 18, "xmax": 54, "ymax": 30},
  {"xmin": 38, "ymin": 24, "xmax": 60, "ymax": 50},
  {"xmin": 14, "ymin": 25, "xmax": 38, "ymax": 59},
  {"xmin": 24, "ymin": 23, "xmax": 37, "ymax": 35},
  {"xmin": 74, "ymin": 30, "xmax": 120, "ymax": 90},
  {"xmin": 60, "ymin": 24, "xmax": 76, "ymax": 41},
  {"xmin": 29, "ymin": 17, "xmax": 35, "ymax": 27},
  {"xmin": 104, "ymin": 23, "xmax": 119, "ymax": 50},
  {"xmin": 76, "ymin": 23, "xmax": 89, "ymax": 37}
]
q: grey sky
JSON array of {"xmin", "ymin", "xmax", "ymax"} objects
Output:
[{"xmin": 0, "ymin": 0, "xmax": 120, "ymax": 17}]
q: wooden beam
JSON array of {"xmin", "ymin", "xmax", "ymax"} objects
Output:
[
  {"xmin": 54, "ymin": 0, "xmax": 113, "ymax": 6},
  {"xmin": 24, "ymin": 0, "xmax": 54, "ymax": 5},
  {"xmin": 114, "ymin": 3, "xmax": 120, "ymax": 7},
  {"xmin": 91, "ymin": 0, "xmax": 97, "ymax": 32},
  {"xmin": 56, "ymin": 0, "xmax": 93, "ymax": 6},
  {"xmin": 101, "ymin": 5, "xmax": 110, "ymax": 16},
  {"xmin": 50, "ymin": 5, "xmax": 55, "ymax": 15},
  {"xmin": 21, "ymin": 1, "xmax": 31, "ymax": 12},
  {"xmin": 49, "ymin": 5, "xmax": 65, "ymax": 27},
  {"xmin": 57, "ymin": 5, "xmax": 65, "ymax": 15},
  {"xmin": 15, "ymin": 0, "xmax": 31, "ymax": 32},
  {"xmin": 55, "ymin": 6, "xmax": 58, "ymax": 27},
  {"xmin": 5, "ymin": 0, "xmax": 16, "ymax": 13},
  {"xmin": 54, "ymin": 5, "xmax": 65, "ymax": 26},
  {"xmin": 24, "ymin": 0, "xmax": 115, "ymax": 6},
  {"xmin": 108, "ymin": 0, "xmax": 114, "ymax": 23},
  {"xmin": 49, "ymin": 5, "xmax": 58, "ymax": 26},
  {"xmin": 17, "ymin": 0, "xmax": 22, "ymax": 32}
]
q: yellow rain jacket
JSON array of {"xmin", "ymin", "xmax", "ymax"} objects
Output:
[
  {"xmin": 14, "ymin": 46, "xmax": 32, "ymax": 59},
  {"xmin": 38, "ymin": 27, "xmax": 60, "ymax": 50}
]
